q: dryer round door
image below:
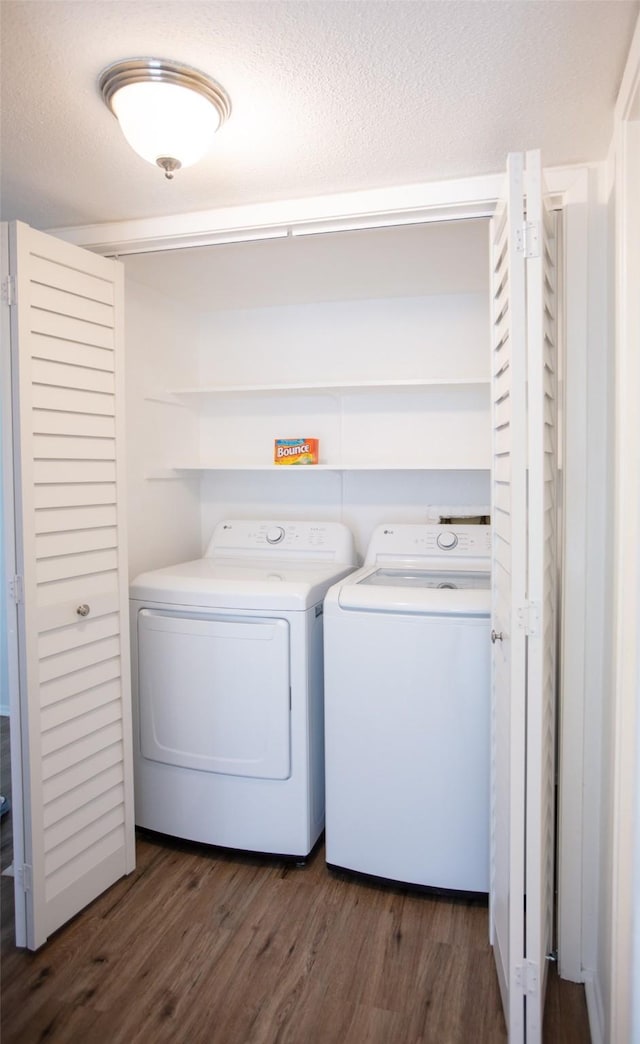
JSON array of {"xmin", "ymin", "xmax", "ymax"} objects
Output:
[{"xmin": 137, "ymin": 609, "xmax": 291, "ymax": 780}]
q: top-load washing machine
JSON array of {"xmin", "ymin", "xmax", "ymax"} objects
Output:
[
  {"xmin": 324, "ymin": 523, "xmax": 491, "ymax": 892},
  {"xmin": 130, "ymin": 519, "xmax": 356, "ymax": 859}
]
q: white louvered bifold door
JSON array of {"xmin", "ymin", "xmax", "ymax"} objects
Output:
[
  {"xmin": 489, "ymin": 153, "xmax": 528, "ymax": 1043},
  {"xmin": 523, "ymin": 149, "xmax": 559, "ymax": 1042},
  {"xmin": 8, "ymin": 221, "xmax": 134, "ymax": 950}
]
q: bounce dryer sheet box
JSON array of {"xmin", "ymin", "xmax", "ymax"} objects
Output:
[{"xmin": 274, "ymin": 438, "xmax": 319, "ymax": 465}]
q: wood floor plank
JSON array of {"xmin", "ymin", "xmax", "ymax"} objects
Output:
[{"xmin": 0, "ymin": 822, "xmax": 591, "ymax": 1044}]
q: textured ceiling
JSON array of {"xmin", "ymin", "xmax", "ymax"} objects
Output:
[{"xmin": 1, "ymin": 0, "xmax": 638, "ymax": 231}]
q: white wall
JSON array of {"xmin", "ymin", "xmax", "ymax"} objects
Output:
[
  {"xmin": 197, "ymin": 294, "xmax": 489, "ymax": 384},
  {"xmin": 199, "ymin": 469, "xmax": 492, "ymax": 561},
  {"xmin": 195, "ymin": 291, "xmax": 491, "ymax": 558},
  {"xmin": 119, "ymin": 220, "xmax": 494, "ymax": 562},
  {"xmin": 124, "ymin": 278, "xmax": 202, "ymax": 578}
]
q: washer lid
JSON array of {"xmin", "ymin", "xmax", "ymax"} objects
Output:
[
  {"xmin": 358, "ymin": 568, "xmax": 490, "ymax": 590},
  {"xmin": 130, "ymin": 557, "xmax": 357, "ymax": 611},
  {"xmin": 337, "ymin": 565, "xmax": 491, "ymax": 615}
]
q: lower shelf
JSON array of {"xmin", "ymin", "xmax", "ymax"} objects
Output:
[{"xmin": 148, "ymin": 462, "xmax": 492, "ymax": 478}]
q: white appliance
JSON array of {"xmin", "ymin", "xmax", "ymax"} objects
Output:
[
  {"xmin": 130, "ymin": 519, "xmax": 356, "ymax": 858},
  {"xmin": 323, "ymin": 523, "xmax": 491, "ymax": 891}
]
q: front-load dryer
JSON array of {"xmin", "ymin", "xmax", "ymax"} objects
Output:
[
  {"xmin": 130, "ymin": 519, "xmax": 356, "ymax": 859},
  {"xmin": 324, "ymin": 523, "xmax": 491, "ymax": 891}
]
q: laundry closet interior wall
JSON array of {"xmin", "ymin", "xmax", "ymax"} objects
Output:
[
  {"xmin": 121, "ymin": 218, "xmax": 492, "ymax": 569},
  {"xmin": 124, "ymin": 278, "xmax": 201, "ymax": 579}
]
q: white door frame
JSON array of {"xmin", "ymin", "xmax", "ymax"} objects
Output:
[
  {"xmin": 610, "ymin": 17, "xmax": 640, "ymax": 1043},
  {"xmin": 45, "ymin": 166, "xmax": 589, "ymax": 973}
]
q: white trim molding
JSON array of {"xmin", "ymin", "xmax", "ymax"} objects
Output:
[
  {"xmin": 610, "ymin": 12, "xmax": 640, "ymax": 1044},
  {"xmin": 556, "ymin": 164, "xmax": 591, "ymax": 984},
  {"xmin": 48, "ymin": 166, "xmax": 584, "ymax": 257},
  {"xmin": 585, "ymin": 971, "xmax": 606, "ymax": 1044}
]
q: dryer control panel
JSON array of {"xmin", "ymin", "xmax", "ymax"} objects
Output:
[
  {"xmin": 365, "ymin": 524, "xmax": 491, "ymax": 565},
  {"xmin": 205, "ymin": 519, "xmax": 356, "ymax": 562}
]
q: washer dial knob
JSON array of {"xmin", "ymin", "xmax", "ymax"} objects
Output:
[
  {"xmin": 266, "ymin": 526, "xmax": 285, "ymax": 544},
  {"xmin": 437, "ymin": 531, "xmax": 458, "ymax": 550}
]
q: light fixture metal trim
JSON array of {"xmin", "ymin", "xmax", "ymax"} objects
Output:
[{"xmin": 99, "ymin": 57, "xmax": 231, "ymax": 125}]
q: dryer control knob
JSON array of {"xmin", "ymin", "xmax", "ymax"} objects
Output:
[
  {"xmin": 266, "ymin": 526, "xmax": 286, "ymax": 544},
  {"xmin": 437, "ymin": 531, "xmax": 458, "ymax": 550}
]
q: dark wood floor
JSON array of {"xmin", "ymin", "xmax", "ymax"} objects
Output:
[{"xmin": 1, "ymin": 715, "xmax": 590, "ymax": 1043}]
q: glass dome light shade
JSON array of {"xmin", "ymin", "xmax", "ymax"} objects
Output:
[
  {"xmin": 100, "ymin": 59, "xmax": 231, "ymax": 174},
  {"xmin": 111, "ymin": 81, "xmax": 221, "ymax": 169}
]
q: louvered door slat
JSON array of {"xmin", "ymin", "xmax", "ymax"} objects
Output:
[
  {"xmin": 35, "ymin": 504, "xmax": 118, "ymax": 535},
  {"xmin": 36, "ymin": 526, "xmax": 118, "ymax": 558},
  {"xmin": 36, "ymin": 547, "xmax": 118, "ymax": 584},
  {"xmin": 32, "ymin": 335, "xmax": 115, "ymax": 371},
  {"xmin": 41, "ymin": 699, "xmax": 123, "ymax": 759},
  {"xmin": 41, "ymin": 679, "xmax": 122, "ymax": 731},
  {"xmin": 39, "ymin": 635, "xmax": 121, "ymax": 683},
  {"xmin": 37, "ymin": 590, "xmax": 120, "ymax": 633},
  {"xmin": 36, "ymin": 571, "xmax": 120, "ymax": 612},
  {"xmin": 29, "ymin": 253, "xmax": 115, "ymax": 303},
  {"xmin": 39, "ymin": 658, "xmax": 121, "ymax": 711},
  {"xmin": 33, "ymin": 410, "xmax": 116, "ymax": 438},
  {"xmin": 45, "ymin": 784, "xmax": 125, "ymax": 856},
  {"xmin": 39, "ymin": 611, "xmax": 119, "ymax": 656},
  {"xmin": 45, "ymin": 806, "xmax": 125, "ymax": 879},
  {"xmin": 43, "ymin": 762, "xmax": 123, "ymax": 829},
  {"xmin": 32, "ymin": 384, "xmax": 115, "ymax": 415},
  {"xmin": 30, "ymin": 308, "xmax": 115, "ymax": 348},
  {"xmin": 30, "ymin": 282, "xmax": 114, "ymax": 326},
  {"xmin": 8, "ymin": 220, "xmax": 134, "ymax": 950},
  {"xmin": 34, "ymin": 460, "xmax": 117, "ymax": 484},
  {"xmin": 33, "ymin": 435, "xmax": 116, "ymax": 460},
  {"xmin": 34, "ymin": 483, "xmax": 117, "ymax": 510},
  {"xmin": 42, "ymin": 741, "xmax": 124, "ymax": 804},
  {"xmin": 31, "ymin": 357, "xmax": 115, "ymax": 393}
]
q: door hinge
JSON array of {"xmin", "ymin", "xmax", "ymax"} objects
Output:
[
  {"xmin": 515, "ymin": 960, "xmax": 539, "ymax": 995},
  {"xmin": 9, "ymin": 574, "xmax": 24, "ymax": 604},
  {"xmin": 1, "ymin": 275, "xmax": 16, "ymax": 306},
  {"xmin": 517, "ymin": 601, "xmax": 540, "ymax": 637},
  {"xmin": 516, "ymin": 221, "xmax": 540, "ymax": 259},
  {"xmin": 17, "ymin": 863, "xmax": 32, "ymax": 893}
]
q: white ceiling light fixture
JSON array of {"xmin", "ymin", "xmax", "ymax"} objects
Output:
[{"xmin": 100, "ymin": 58, "xmax": 231, "ymax": 180}]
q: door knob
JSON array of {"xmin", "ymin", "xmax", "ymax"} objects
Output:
[
  {"xmin": 76, "ymin": 604, "xmax": 90, "ymax": 617},
  {"xmin": 491, "ymin": 629, "xmax": 503, "ymax": 643}
]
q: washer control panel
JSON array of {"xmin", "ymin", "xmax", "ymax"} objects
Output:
[
  {"xmin": 205, "ymin": 520, "xmax": 356, "ymax": 562},
  {"xmin": 366, "ymin": 524, "xmax": 491, "ymax": 565}
]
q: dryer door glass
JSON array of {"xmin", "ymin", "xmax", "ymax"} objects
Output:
[{"xmin": 137, "ymin": 610, "xmax": 291, "ymax": 779}]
